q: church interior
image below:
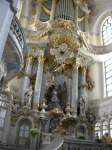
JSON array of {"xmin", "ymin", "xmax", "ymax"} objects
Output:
[{"xmin": 0, "ymin": 0, "xmax": 112, "ymax": 149}]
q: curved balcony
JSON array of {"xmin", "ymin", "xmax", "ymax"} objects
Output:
[{"xmin": 2, "ymin": 15, "xmax": 25, "ymax": 82}]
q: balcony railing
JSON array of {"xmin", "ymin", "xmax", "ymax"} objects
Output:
[{"xmin": 10, "ymin": 15, "xmax": 25, "ymax": 50}]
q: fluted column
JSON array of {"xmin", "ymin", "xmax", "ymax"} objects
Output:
[
  {"xmin": 74, "ymin": 2, "xmax": 79, "ymax": 26},
  {"xmin": 50, "ymin": 0, "xmax": 56, "ymax": 20},
  {"xmin": 33, "ymin": 50, "xmax": 45, "ymax": 110},
  {"xmin": 85, "ymin": 13, "xmax": 89, "ymax": 32},
  {"xmin": 21, "ymin": 55, "xmax": 34, "ymax": 106},
  {"xmin": 71, "ymin": 63, "xmax": 80, "ymax": 112},
  {"xmin": 79, "ymin": 66, "xmax": 87, "ymax": 96}
]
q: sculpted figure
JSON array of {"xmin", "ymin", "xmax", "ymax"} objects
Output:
[
  {"xmin": 51, "ymin": 89, "xmax": 59, "ymax": 102},
  {"xmin": 79, "ymin": 96, "xmax": 85, "ymax": 116},
  {"xmin": 24, "ymin": 85, "xmax": 33, "ymax": 109}
]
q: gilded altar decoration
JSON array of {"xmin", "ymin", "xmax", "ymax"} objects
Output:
[
  {"xmin": 38, "ymin": 55, "xmax": 45, "ymax": 64},
  {"xmin": 50, "ymin": 43, "xmax": 74, "ymax": 64},
  {"xmin": 51, "ymin": 108, "xmax": 64, "ymax": 116},
  {"xmin": 102, "ymin": 133, "xmax": 111, "ymax": 144}
]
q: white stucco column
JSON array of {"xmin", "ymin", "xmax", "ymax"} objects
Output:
[
  {"xmin": 33, "ymin": 49, "xmax": 45, "ymax": 110},
  {"xmin": 0, "ymin": 1, "xmax": 17, "ymax": 60},
  {"xmin": 74, "ymin": 2, "xmax": 79, "ymax": 26},
  {"xmin": 71, "ymin": 63, "xmax": 79, "ymax": 113},
  {"xmin": 50, "ymin": 0, "xmax": 56, "ymax": 20},
  {"xmin": 21, "ymin": 54, "xmax": 34, "ymax": 106},
  {"xmin": 85, "ymin": 13, "xmax": 89, "ymax": 32}
]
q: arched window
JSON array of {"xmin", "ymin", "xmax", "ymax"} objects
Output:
[
  {"xmin": 95, "ymin": 122, "xmax": 100, "ymax": 138},
  {"xmin": 102, "ymin": 17, "xmax": 112, "ymax": 45},
  {"xmin": 76, "ymin": 126, "xmax": 86, "ymax": 140},
  {"xmin": 17, "ymin": 119, "xmax": 31, "ymax": 148},
  {"xmin": 110, "ymin": 120, "xmax": 112, "ymax": 137},
  {"xmin": 103, "ymin": 121, "xmax": 108, "ymax": 135},
  {"xmin": 105, "ymin": 57, "xmax": 112, "ymax": 97}
]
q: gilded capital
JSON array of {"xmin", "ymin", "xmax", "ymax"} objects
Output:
[
  {"xmin": 73, "ymin": 63, "xmax": 80, "ymax": 71},
  {"xmin": 32, "ymin": 102, "xmax": 39, "ymax": 109},
  {"xmin": 85, "ymin": 13, "xmax": 89, "ymax": 18},
  {"xmin": 38, "ymin": 55, "xmax": 45, "ymax": 64},
  {"xmin": 26, "ymin": 54, "xmax": 34, "ymax": 64},
  {"xmin": 81, "ymin": 66, "xmax": 87, "ymax": 72},
  {"xmin": 74, "ymin": 2, "xmax": 79, "ymax": 8}
]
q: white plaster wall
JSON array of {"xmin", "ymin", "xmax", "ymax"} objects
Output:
[{"xmin": 88, "ymin": 62, "xmax": 106, "ymax": 100}]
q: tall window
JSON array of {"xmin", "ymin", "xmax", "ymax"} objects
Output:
[
  {"xmin": 110, "ymin": 120, "xmax": 112, "ymax": 137},
  {"xmin": 105, "ymin": 57, "xmax": 112, "ymax": 96},
  {"xmin": 103, "ymin": 121, "xmax": 108, "ymax": 135},
  {"xmin": 95, "ymin": 122, "xmax": 101, "ymax": 138},
  {"xmin": 19, "ymin": 120, "xmax": 30, "ymax": 138},
  {"xmin": 102, "ymin": 17, "xmax": 112, "ymax": 45}
]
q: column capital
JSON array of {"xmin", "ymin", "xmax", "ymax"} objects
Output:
[
  {"xmin": 81, "ymin": 66, "xmax": 87, "ymax": 72},
  {"xmin": 32, "ymin": 102, "xmax": 39, "ymax": 109},
  {"xmin": 73, "ymin": 63, "xmax": 80, "ymax": 71},
  {"xmin": 74, "ymin": 2, "xmax": 79, "ymax": 8},
  {"xmin": 26, "ymin": 54, "xmax": 34, "ymax": 64},
  {"xmin": 85, "ymin": 13, "xmax": 89, "ymax": 18},
  {"xmin": 38, "ymin": 55, "xmax": 45, "ymax": 64}
]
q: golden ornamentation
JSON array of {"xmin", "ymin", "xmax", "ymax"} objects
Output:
[
  {"xmin": 103, "ymin": 112, "xmax": 107, "ymax": 118},
  {"xmin": 78, "ymin": 83, "xmax": 88, "ymax": 89},
  {"xmin": 87, "ymin": 126, "xmax": 94, "ymax": 135},
  {"xmin": 8, "ymin": 102, "xmax": 14, "ymax": 109},
  {"xmin": 32, "ymin": 102, "xmax": 39, "ymax": 109},
  {"xmin": 32, "ymin": 46, "xmax": 36, "ymax": 52},
  {"xmin": 47, "ymin": 76, "xmax": 56, "ymax": 85},
  {"xmin": 78, "ymin": 16, "xmax": 85, "ymax": 23},
  {"xmin": 42, "ymin": 5, "xmax": 51, "ymax": 16},
  {"xmin": 73, "ymin": 63, "xmax": 80, "ymax": 71},
  {"xmin": 51, "ymin": 108, "xmax": 64, "ymax": 116},
  {"xmin": 11, "ymin": 116, "xmax": 18, "ymax": 126},
  {"xmin": 24, "ymin": 72, "xmax": 31, "ymax": 78},
  {"xmin": 53, "ymin": 126, "xmax": 66, "ymax": 136},
  {"xmin": 38, "ymin": 55, "xmax": 45, "ymax": 64},
  {"xmin": 26, "ymin": 54, "xmax": 34, "ymax": 64},
  {"xmin": 32, "ymin": 10, "xmax": 36, "ymax": 16},
  {"xmin": 70, "ymin": 108, "xmax": 77, "ymax": 115},
  {"xmin": 80, "ymin": 66, "xmax": 87, "ymax": 72},
  {"xmin": 103, "ymin": 133, "xmax": 111, "ymax": 144},
  {"xmin": 30, "ymin": 18, "xmax": 36, "ymax": 25},
  {"xmin": 21, "ymin": 102, "xmax": 26, "ymax": 107}
]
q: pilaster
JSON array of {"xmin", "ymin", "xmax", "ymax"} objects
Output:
[
  {"xmin": 71, "ymin": 63, "xmax": 80, "ymax": 113},
  {"xmin": 33, "ymin": 48, "xmax": 45, "ymax": 110}
]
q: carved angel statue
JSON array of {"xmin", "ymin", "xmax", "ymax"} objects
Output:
[{"xmin": 24, "ymin": 85, "xmax": 33, "ymax": 109}]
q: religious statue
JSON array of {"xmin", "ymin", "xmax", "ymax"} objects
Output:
[
  {"xmin": 95, "ymin": 132, "xmax": 99, "ymax": 141},
  {"xmin": 24, "ymin": 85, "xmax": 33, "ymax": 109},
  {"xmin": 79, "ymin": 96, "xmax": 86, "ymax": 116},
  {"xmin": 51, "ymin": 89, "xmax": 59, "ymax": 102},
  {"xmin": 47, "ymin": 88, "xmax": 61, "ymax": 110}
]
